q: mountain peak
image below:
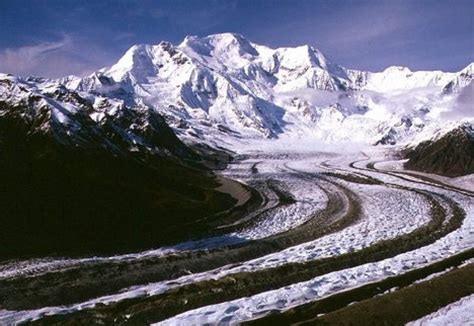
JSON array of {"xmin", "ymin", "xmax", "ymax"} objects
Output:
[
  {"xmin": 187, "ymin": 32, "xmax": 249, "ymax": 45},
  {"xmin": 204, "ymin": 32, "xmax": 248, "ymax": 42},
  {"xmin": 267, "ymin": 42, "xmax": 330, "ymax": 74},
  {"xmin": 179, "ymin": 32, "xmax": 258, "ymax": 59},
  {"xmin": 383, "ymin": 66, "xmax": 412, "ymax": 74},
  {"xmin": 106, "ymin": 44, "xmax": 156, "ymax": 81}
]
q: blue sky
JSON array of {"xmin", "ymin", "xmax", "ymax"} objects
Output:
[{"xmin": 0, "ymin": 0, "xmax": 472, "ymax": 77}]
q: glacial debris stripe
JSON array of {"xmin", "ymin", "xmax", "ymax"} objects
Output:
[{"xmin": 0, "ymin": 150, "xmax": 473, "ymax": 325}]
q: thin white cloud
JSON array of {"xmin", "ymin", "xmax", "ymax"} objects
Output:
[
  {"xmin": 0, "ymin": 35, "xmax": 111, "ymax": 78},
  {"xmin": 0, "ymin": 36, "xmax": 70, "ymax": 75}
]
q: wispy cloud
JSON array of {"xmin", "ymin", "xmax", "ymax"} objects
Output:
[
  {"xmin": 0, "ymin": 34, "xmax": 111, "ymax": 78},
  {"xmin": 0, "ymin": 36, "xmax": 70, "ymax": 75}
]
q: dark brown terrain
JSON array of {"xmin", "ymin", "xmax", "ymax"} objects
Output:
[
  {"xmin": 0, "ymin": 100, "xmax": 241, "ymax": 259},
  {"xmin": 404, "ymin": 124, "xmax": 474, "ymax": 177}
]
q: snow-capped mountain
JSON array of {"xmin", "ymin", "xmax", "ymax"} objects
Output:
[{"xmin": 2, "ymin": 33, "xmax": 473, "ymax": 149}]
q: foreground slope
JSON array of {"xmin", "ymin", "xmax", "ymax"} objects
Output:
[
  {"xmin": 404, "ymin": 123, "xmax": 474, "ymax": 177},
  {"xmin": 0, "ymin": 75, "xmax": 239, "ymax": 258}
]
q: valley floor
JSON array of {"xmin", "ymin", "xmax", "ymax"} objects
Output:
[{"xmin": 0, "ymin": 146, "xmax": 473, "ymax": 325}]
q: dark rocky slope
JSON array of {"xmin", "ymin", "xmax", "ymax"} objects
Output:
[
  {"xmin": 0, "ymin": 91, "xmax": 237, "ymax": 259},
  {"xmin": 404, "ymin": 124, "xmax": 474, "ymax": 177}
]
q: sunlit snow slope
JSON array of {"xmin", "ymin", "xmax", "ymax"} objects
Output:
[{"xmin": 62, "ymin": 33, "xmax": 473, "ymax": 146}]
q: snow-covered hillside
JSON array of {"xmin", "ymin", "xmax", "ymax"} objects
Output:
[{"xmin": 0, "ymin": 73, "xmax": 193, "ymax": 160}]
